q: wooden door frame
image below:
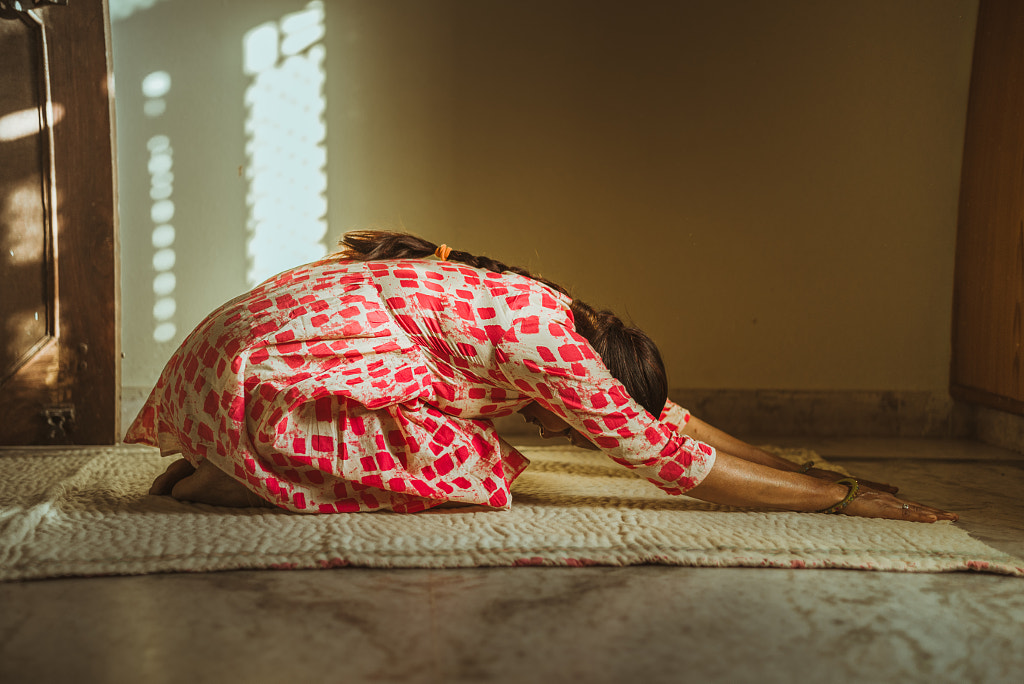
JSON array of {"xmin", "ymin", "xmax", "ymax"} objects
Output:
[
  {"xmin": 0, "ymin": 0, "xmax": 119, "ymax": 444},
  {"xmin": 950, "ymin": 0, "xmax": 1024, "ymax": 417}
]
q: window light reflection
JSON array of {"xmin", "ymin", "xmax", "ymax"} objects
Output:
[
  {"xmin": 144, "ymin": 70, "xmax": 177, "ymax": 344},
  {"xmin": 242, "ymin": 0, "xmax": 328, "ymax": 287}
]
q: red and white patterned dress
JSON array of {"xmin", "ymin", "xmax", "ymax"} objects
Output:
[{"xmin": 125, "ymin": 255, "xmax": 715, "ymax": 513}]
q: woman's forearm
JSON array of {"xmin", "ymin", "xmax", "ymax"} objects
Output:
[
  {"xmin": 685, "ymin": 450, "xmax": 846, "ymax": 511},
  {"xmin": 680, "ymin": 417, "xmax": 803, "ymax": 472},
  {"xmin": 674, "ymin": 417, "xmax": 956, "ymax": 522}
]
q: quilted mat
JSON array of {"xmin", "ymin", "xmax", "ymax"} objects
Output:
[{"xmin": 1, "ymin": 445, "xmax": 1022, "ymax": 580}]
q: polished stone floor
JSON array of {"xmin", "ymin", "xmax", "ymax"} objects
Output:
[{"xmin": 2, "ymin": 438, "xmax": 1023, "ymax": 684}]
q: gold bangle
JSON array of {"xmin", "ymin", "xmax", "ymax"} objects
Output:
[{"xmin": 817, "ymin": 477, "xmax": 860, "ymax": 514}]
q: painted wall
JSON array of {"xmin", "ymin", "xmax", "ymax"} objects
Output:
[{"xmin": 113, "ymin": 0, "xmax": 978, "ymax": 393}]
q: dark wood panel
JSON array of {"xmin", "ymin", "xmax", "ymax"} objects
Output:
[
  {"xmin": 951, "ymin": 0, "xmax": 1024, "ymax": 415},
  {"xmin": 46, "ymin": 1, "xmax": 120, "ymax": 443},
  {"xmin": 0, "ymin": 14, "xmax": 54, "ymax": 383},
  {"xmin": 0, "ymin": 0, "xmax": 119, "ymax": 444}
]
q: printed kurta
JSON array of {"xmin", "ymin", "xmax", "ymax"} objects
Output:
[
  {"xmin": 660, "ymin": 401, "xmax": 692, "ymax": 432},
  {"xmin": 125, "ymin": 256, "xmax": 716, "ymax": 513}
]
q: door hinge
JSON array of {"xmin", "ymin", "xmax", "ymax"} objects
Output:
[{"xmin": 42, "ymin": 404, "xmax": 75, "ymax": 442}]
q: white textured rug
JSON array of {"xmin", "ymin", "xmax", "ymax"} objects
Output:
[{"xmin": 1, "ymin": 445, "xmax": 1021, "ymax": 581}]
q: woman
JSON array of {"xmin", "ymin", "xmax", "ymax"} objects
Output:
[{"xmin": 128, "ymin": 231, "xmax": 956, "ymax": 522}]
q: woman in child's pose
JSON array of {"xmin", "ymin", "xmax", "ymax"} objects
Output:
[{"xmin": 128, "ymin": 231, "xmax": 955, "ymax": 522}]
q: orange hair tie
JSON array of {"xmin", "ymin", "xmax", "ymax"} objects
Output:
[{"xmin": 434, "ymin": 244, "xmax": 452, "ymax": 261}]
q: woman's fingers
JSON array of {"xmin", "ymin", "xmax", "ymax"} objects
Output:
[
  {"xmin": 885, "ymin": 495, "xmax": 958, "ymax": 522},
  {"xmin": 842, "ymin": 490, "xmax": 958, "ymax": 523}
]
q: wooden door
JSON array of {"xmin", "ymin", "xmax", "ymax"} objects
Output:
[
  {"xmin": 951, "ymin": 0, "xmax": 1024, "ymax": 415},
  {"xmin": 0, "ymin": 0, "xmax": 119, "ymax": 444}
]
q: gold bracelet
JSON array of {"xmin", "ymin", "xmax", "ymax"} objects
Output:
[{"xmin": 817, "ymin": 477, "xmax": 860, "ymax": 514}]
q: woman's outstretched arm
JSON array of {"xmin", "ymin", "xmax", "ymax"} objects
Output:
[
  {"xmin": 679, "ymin": 416, "xmax": 805, "ymax": 472},
  {"xmin": 685, "ymin": 450, "xmax": 957, "ymax": 522},
  {"xmin": 678, "ymin": 415, "xmax": 898, "ymax": 494}
]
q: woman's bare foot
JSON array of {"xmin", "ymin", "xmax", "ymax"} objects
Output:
[
  {"xmin": 170, "ymin": 460, "xmax": 275, "ymax": 508},
  {"xmin": 150, "ymin": 458, "xmax": 196, "ymax": 495}
]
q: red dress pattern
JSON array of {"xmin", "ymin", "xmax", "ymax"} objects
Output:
[{"xmin": 125, "ymin": 256, "xmax": 716, "ymax": 512}]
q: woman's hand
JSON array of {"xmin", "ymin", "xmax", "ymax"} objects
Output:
[
  {"xmin": 682, "ymin": 451, "xmax": 958, "ymax": 524},
  {"xmin": 806, "ymin": 467, "xmax": 899, "ymax": 495},
  {"xmin": 842, "ymin": 489, "xmax": 958, "ymax": 523}
]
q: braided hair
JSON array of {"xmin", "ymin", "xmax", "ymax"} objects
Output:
[{"xmin": 338, "ymin": 230, "xmax": 667, "ymax": 418}]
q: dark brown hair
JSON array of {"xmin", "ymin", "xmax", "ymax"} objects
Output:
[{"xmin": 339, "ymin": 230, "xmax": 667, "ymax": 418}]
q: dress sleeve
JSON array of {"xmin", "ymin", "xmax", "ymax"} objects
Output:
[
  {"xmin": 660, "ymin": 400, "xmax": 692, "ymax": 432},
  {"xmin": 495, "ymin": 315, "xmax": 716, "ymax": 495}
]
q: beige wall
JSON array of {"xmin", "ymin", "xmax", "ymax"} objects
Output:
[{"xmin": 114, "ymin": 0, "xmax": 978, "ymax": 392}]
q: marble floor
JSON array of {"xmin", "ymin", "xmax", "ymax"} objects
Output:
[{"xmin": 2, "ymin": 438, "xmax": 1023, "ymax": 684}]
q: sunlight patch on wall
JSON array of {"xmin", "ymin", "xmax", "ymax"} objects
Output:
[
  {"xmin": 242, "ymin": 0, "xmax": 328, "ymax": 288},
  {"xmin": 108, "ymin": 0, "xmax": 172, "ymax": 22},
  {"xmin": 143, "ymin": 70, "xmax": 177, "ymax": 343}
]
